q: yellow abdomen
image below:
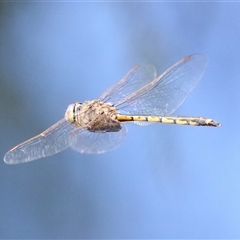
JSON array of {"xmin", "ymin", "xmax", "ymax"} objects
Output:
[{"xmin": 116, "ymin": 115, "xmax": 221, "ymax": 127}]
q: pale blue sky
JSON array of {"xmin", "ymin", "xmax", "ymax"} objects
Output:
[{"xmin": 0, "ymin": 2, "xmax": 239, "ymax": 238}]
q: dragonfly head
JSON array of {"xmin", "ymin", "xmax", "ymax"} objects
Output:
[{"xmin": 65, "ymin": 102, "xmax": 83, "ymax": 123}]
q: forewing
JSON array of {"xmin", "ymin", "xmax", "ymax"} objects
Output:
[
  {"xmin": 4, "ymin": 119, "xmax": 76, "ymax": 164},
  {"xmin": 99, "ymin": 64, "xmax": 157, "ymax": 105},
  {"xmin": 115, "ymin": 54, "xmax": 207, "ymax": 115},
  {"xmin": 70, "ymin": 125, "xmax": 127, "ymax": 154}
]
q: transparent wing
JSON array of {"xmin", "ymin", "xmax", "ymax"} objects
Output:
[
  {"xmin": 70, "ymin": 125, "xmax": 127, "ymax": 154},
  {"xmin": 4, "ymin": 119, "xmax": 76, "ymax": 164},
  {"xmin": 99, "ymin": 64, "xmax": 157, "ymax": 104},
  {"xmin": 109, "ymin": 54, "xmax": 207, "ymax": 116}
]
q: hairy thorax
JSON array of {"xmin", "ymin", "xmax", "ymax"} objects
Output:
[{"xmin": 65, "ymin": 100, "xmax": 121, "ymax": 132}]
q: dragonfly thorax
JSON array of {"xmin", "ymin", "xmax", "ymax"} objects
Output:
[{"xmin": 65, "ymin": 101, "xmax": 121, "ymax": 132}]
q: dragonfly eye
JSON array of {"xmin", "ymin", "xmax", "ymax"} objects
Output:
[
  {"xmin": 65, "ymin": 103, "xmax": 79, "ymax": 123},
  {"xmin": 75, "ymin": 102, "xmax": 82, "ymax": 111}
]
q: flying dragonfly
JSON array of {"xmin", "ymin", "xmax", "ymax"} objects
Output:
[{"xmin": 4, "ymin": 54, "xmax": 221, "ymax": 164}]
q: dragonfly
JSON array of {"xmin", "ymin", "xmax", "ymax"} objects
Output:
[{"xmin": 4, "ymin": 54, "xmax": 221, "ymax": 164}]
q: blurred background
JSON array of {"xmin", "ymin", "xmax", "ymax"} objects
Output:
[{"xmin": 0, "ymin": 2, "xmax": 239, "ymax": 238}]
